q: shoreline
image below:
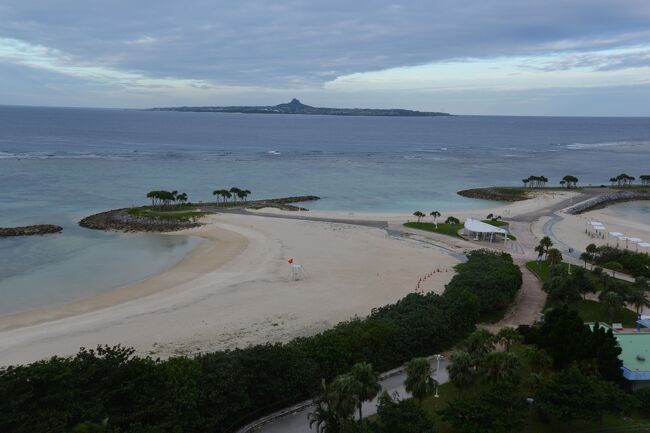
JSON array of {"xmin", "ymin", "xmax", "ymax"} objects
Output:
[
  {"xmin": 0, "ymin": 224, "xmax": 249, "ymax": 332},
  {"xmin": 1, "ymin": 189, "xmax": 648, "ymax": 366}
]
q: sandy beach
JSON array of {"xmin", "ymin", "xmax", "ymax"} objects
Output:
[{"xmin": 0, "ymin": 189, "xmax": 627, "ymax": 367}]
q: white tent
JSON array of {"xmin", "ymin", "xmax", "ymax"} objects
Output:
[
  {"xmin": 609, "ymin": 231, "xmax": 624, "ymax": 237},
  {"xmin": 463, "ymin": 218, "xmax": 508, "ymax": 242}
]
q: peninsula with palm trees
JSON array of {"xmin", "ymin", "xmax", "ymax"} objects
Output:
[{"xmin": 78, "ymin": 188, "xmax": 319, "ymax": 232}]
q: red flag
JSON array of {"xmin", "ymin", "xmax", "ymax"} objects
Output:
[{"xmin": 288, "ymin": 258, "xmax": 294, "ymax": 264}]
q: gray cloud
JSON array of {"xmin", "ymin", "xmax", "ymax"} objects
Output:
[{"xmin": 2, "ymin": 0, "xmax": 650, "ymax": 86}]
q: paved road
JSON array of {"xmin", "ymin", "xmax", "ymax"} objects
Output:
[{"xmin": 256, "ymin": 358, "xmax": 450, "ymax": 433}]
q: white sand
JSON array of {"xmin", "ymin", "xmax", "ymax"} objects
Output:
[
  {"xmin": 0, "ymin": 190, "xmax": 596, "ymax": 366},
  {"xmin": 550, "ymin": 204, "xmax": 650, "ymax": 254},
  {"xmin": 0, "ymin": 214, "xmax": 457, "ymax": 366}
]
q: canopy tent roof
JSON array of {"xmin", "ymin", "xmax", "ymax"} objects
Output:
[
  {"xmin": 464, "ymin": 218, "xmax": 507, "ymax": 234},
  {"xmin": 590, "ymin": 221, "xmax": 604, "ymax": 226},
  {"xmin": 628, "ymin": 237, "xmax": 644, "ymax": 243},
  {"xmin": 610, "ymin": 231, "xmax": 624, "ymax": 237},
  {"xmin": 639, "ymin": 243, "xmax": 650, "ymax": 248}
]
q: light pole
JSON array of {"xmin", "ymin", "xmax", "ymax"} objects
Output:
[{"xmin": 433, "ymin": 354, "xmax": 444, "ymax": 398}]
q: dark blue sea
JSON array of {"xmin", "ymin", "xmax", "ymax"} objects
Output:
[{"xmin": 1, "ymin": 106, "xmax": 650, "ymax": 314}]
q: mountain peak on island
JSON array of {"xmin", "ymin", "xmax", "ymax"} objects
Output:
[{"xmin": 149, "ymin": 100, "xmax": 450, "ymax": 117}]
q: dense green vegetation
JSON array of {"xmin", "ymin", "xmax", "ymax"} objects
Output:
[
  {"xmin": 127, "ymin": 206, "xmax": 207, "ymax": 222},
  {"xmin": 329, "ymin": 310, "xmax": 636, "ymax": 433},
  {"xmin": 0, "ymin": 250, "xmax": 521, "ymax": 433},
  {"xmin": 526, "ymin": 259, "xmax": 644, "ymax": 326},
  {"xmin": 446, "ymin": 250, "xmax": 522, "ymax": 321},
  {"xmin": 588, "ymin": 245, "xmax": 650, "ymax": 278}
]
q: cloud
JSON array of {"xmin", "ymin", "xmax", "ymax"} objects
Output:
[
  {"xmin": 1, "ymin": 0, "xmax": 650, "ymax": 113},
  {"xmin": 0, "ymin": 37, "xmax": 269, "ymax": 96},
  {"xmin": 124, "ymin": 36, "xmax": 159, "ymax": 46}
]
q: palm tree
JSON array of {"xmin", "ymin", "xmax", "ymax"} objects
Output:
[
  {"xmin": 229, "ymin": 187, "xmax": 241, "ymax": 202},
  {"xmin": 464, "ymin": 329, "xmax": 495, "ymax": 362},
  {"xmin": 447, "ymin": 351, "xmax": 475, "ymax": 395},
  {"xmin": 349, "ymin": 362, "xmax": 381, "ymax": 421},
  {"xmin": 539, "ymin": 236, "xmax": 553, "ymax": 259},
  {"xmin": 628, "ymin": 289, "xmax": 650, "ymax": 315},
  {"xmin": 308, "ymin": 381, "xmax": 340, "ymax": 433},
  {"xmin": 496, "ymin": 327, "xmax": 522, "ymax": 351},
  {"xmin": 480, "ymin": 352, "xmax": 521, "ymax": 385},
  {"xmin": 413, "ymin": 211, "xmax": 425, "ymax": 223},
  {"xmin": 430, "ymin": 211, "xmax": 441, "ymax": 227},
  {"xmin": 600, "ymin": 291, "xmax": 624, "ymax": 324},
  {"xmin": 534, "ymin": 244, "xmax": 545, "ymax": 260},
  {"xmin": 547, "ymin": 248, "xmax": 562, "ymax": 265},
  {"xmin": 579, "ymin": 252, "xmax": 591, "ymax": 268},
  {"xmin": 404, "ymin": 357, "xmax": 437, "ymax": 403},
  {"xmin": 445, "ymin": 216, "xmax": 460, "ymax": 225},
  {"xmin": 328, "ymin": 374, "xmax": 359, "ymax": 421},
  {"xmin": 308, "ymin": 402, "xmax": 338, "ymax": 433}
]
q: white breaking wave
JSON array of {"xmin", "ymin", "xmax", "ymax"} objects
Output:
[
  {"xmin": 267, "ymin": 150, "xmax": 281, "ymax": 155},
  {"xmin": 566, "ymin": 140, "xmax": 649, "ymax": 150}
]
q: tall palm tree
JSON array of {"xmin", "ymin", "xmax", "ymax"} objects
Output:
[
  {"xmin": 430, "ymin": 211, "xmax": 441, "ymax": 227},
  {"xmin": 404, "ymin": 357, "xmax": 437, "ymax": 403},
  {"xmin": 539, "ymin": 236, "xmax": 553, "ymax": 258},
  {"xmin": 547, "ymin": 248, "xmax": 562, "ymax": 265},
  {"xmin": 328, "ymin": 374, "xmax": 358, "ymax": 421},
  {"xmin": 349, "ymin": 362, "xmax": 381, "ymax": 421},
  {"xmin": 628, "ymin": 289, "xmax": 650, "ymax": 315},
  {"xmin": 413, "ymin": 211, "xmax": 425, "ymax": 223},
  {"xmin": 308, "ymin": 381, "xmax": 340, "ymax": 433},
  {"xmin": 447, "ymin": 351, "xmax": 475, "ymax": 395},
  {"xmin": 229, "ymin": 187, "xmax": 241, "ymax": 202},
  {"xmin": 600, "ymin": 291, "xmax": 624, "ymax": 324}
]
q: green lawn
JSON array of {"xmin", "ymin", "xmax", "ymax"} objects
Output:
[
  {"xmin": 574, "ymin": 299, "xmax": 638, "ymax": 328},
  {"xmin": 482, "ymin": 219, "xmax": 509, "ymax": 227},
  {"xmin": 404, "ymin": 222, "xmax": 464, "ymax": 238},
  {"xmin": 128, "ymin": 206, "xmax": 207, "ymax": 222},
  {"xmin": 526, "ymin": 260, "xmax": 637, "ymax": 326},
  {"xmin": 404, "ymin": 220, "xmax": 515, "ymax": 240}
]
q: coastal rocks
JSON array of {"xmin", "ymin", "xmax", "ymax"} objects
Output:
[
  {"xmin": 79, "ymin": 209, "xmax": 201, "ymax": 233},
  {"xmin": 457, "ymin": 187, "xmax": 530, "ymax": 202},
  {"xmin": 565, "ymin": 191, "xmax": 650, "ymax": 214},
  {"xmin": 0, "ymin": 224, "xmax": 63, "ymax": 237}
]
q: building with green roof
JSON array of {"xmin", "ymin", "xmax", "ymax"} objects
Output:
[{"xmin": 588, "ymin": 321, "xmax": 650, "ymax": 391}]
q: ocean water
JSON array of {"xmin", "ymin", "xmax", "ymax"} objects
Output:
[{"xmin": 1, "ymin": 106, "xmax": 650, "ymax": 314}]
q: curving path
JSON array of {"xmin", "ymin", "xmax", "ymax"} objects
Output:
[{"xmin": 245, "ymin": 358, "xmax": 450, "ymax": 433}]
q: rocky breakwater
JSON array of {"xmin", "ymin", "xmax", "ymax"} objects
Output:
[
  {"xmin": 457, "ymin": 187, "xmax": 530, "ymax": 202},
  {"xmin": 243, "ymin": 195, "xmax": 320, "ymax": 211},
  {"xmin": 79, "ymin": 209, "xmax": 202, "ymax": 232},
  {"xmin": 565, "ymin": 190, "xmax": 650, "ymax": 214},
  {"xmin": 0, "ymin": 224, "xmax": 63, "ymax": 237}
]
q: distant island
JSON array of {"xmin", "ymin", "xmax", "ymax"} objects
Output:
[{"xmin": 148, "ymin": 98, "xmax": 450, "ymax": 117}]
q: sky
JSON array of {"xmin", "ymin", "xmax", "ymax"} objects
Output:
[{"xmin": 1, "ymin": 1, "xmax": 650, "ymax": 115}]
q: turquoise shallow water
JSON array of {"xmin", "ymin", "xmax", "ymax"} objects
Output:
[
  {"xmin": 604, "ymin": 201, "xmax": 650, "ymax": 226},
  {"xmin": 1, "ymin": 106, "xmax": 650, "ymax": 314}
]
